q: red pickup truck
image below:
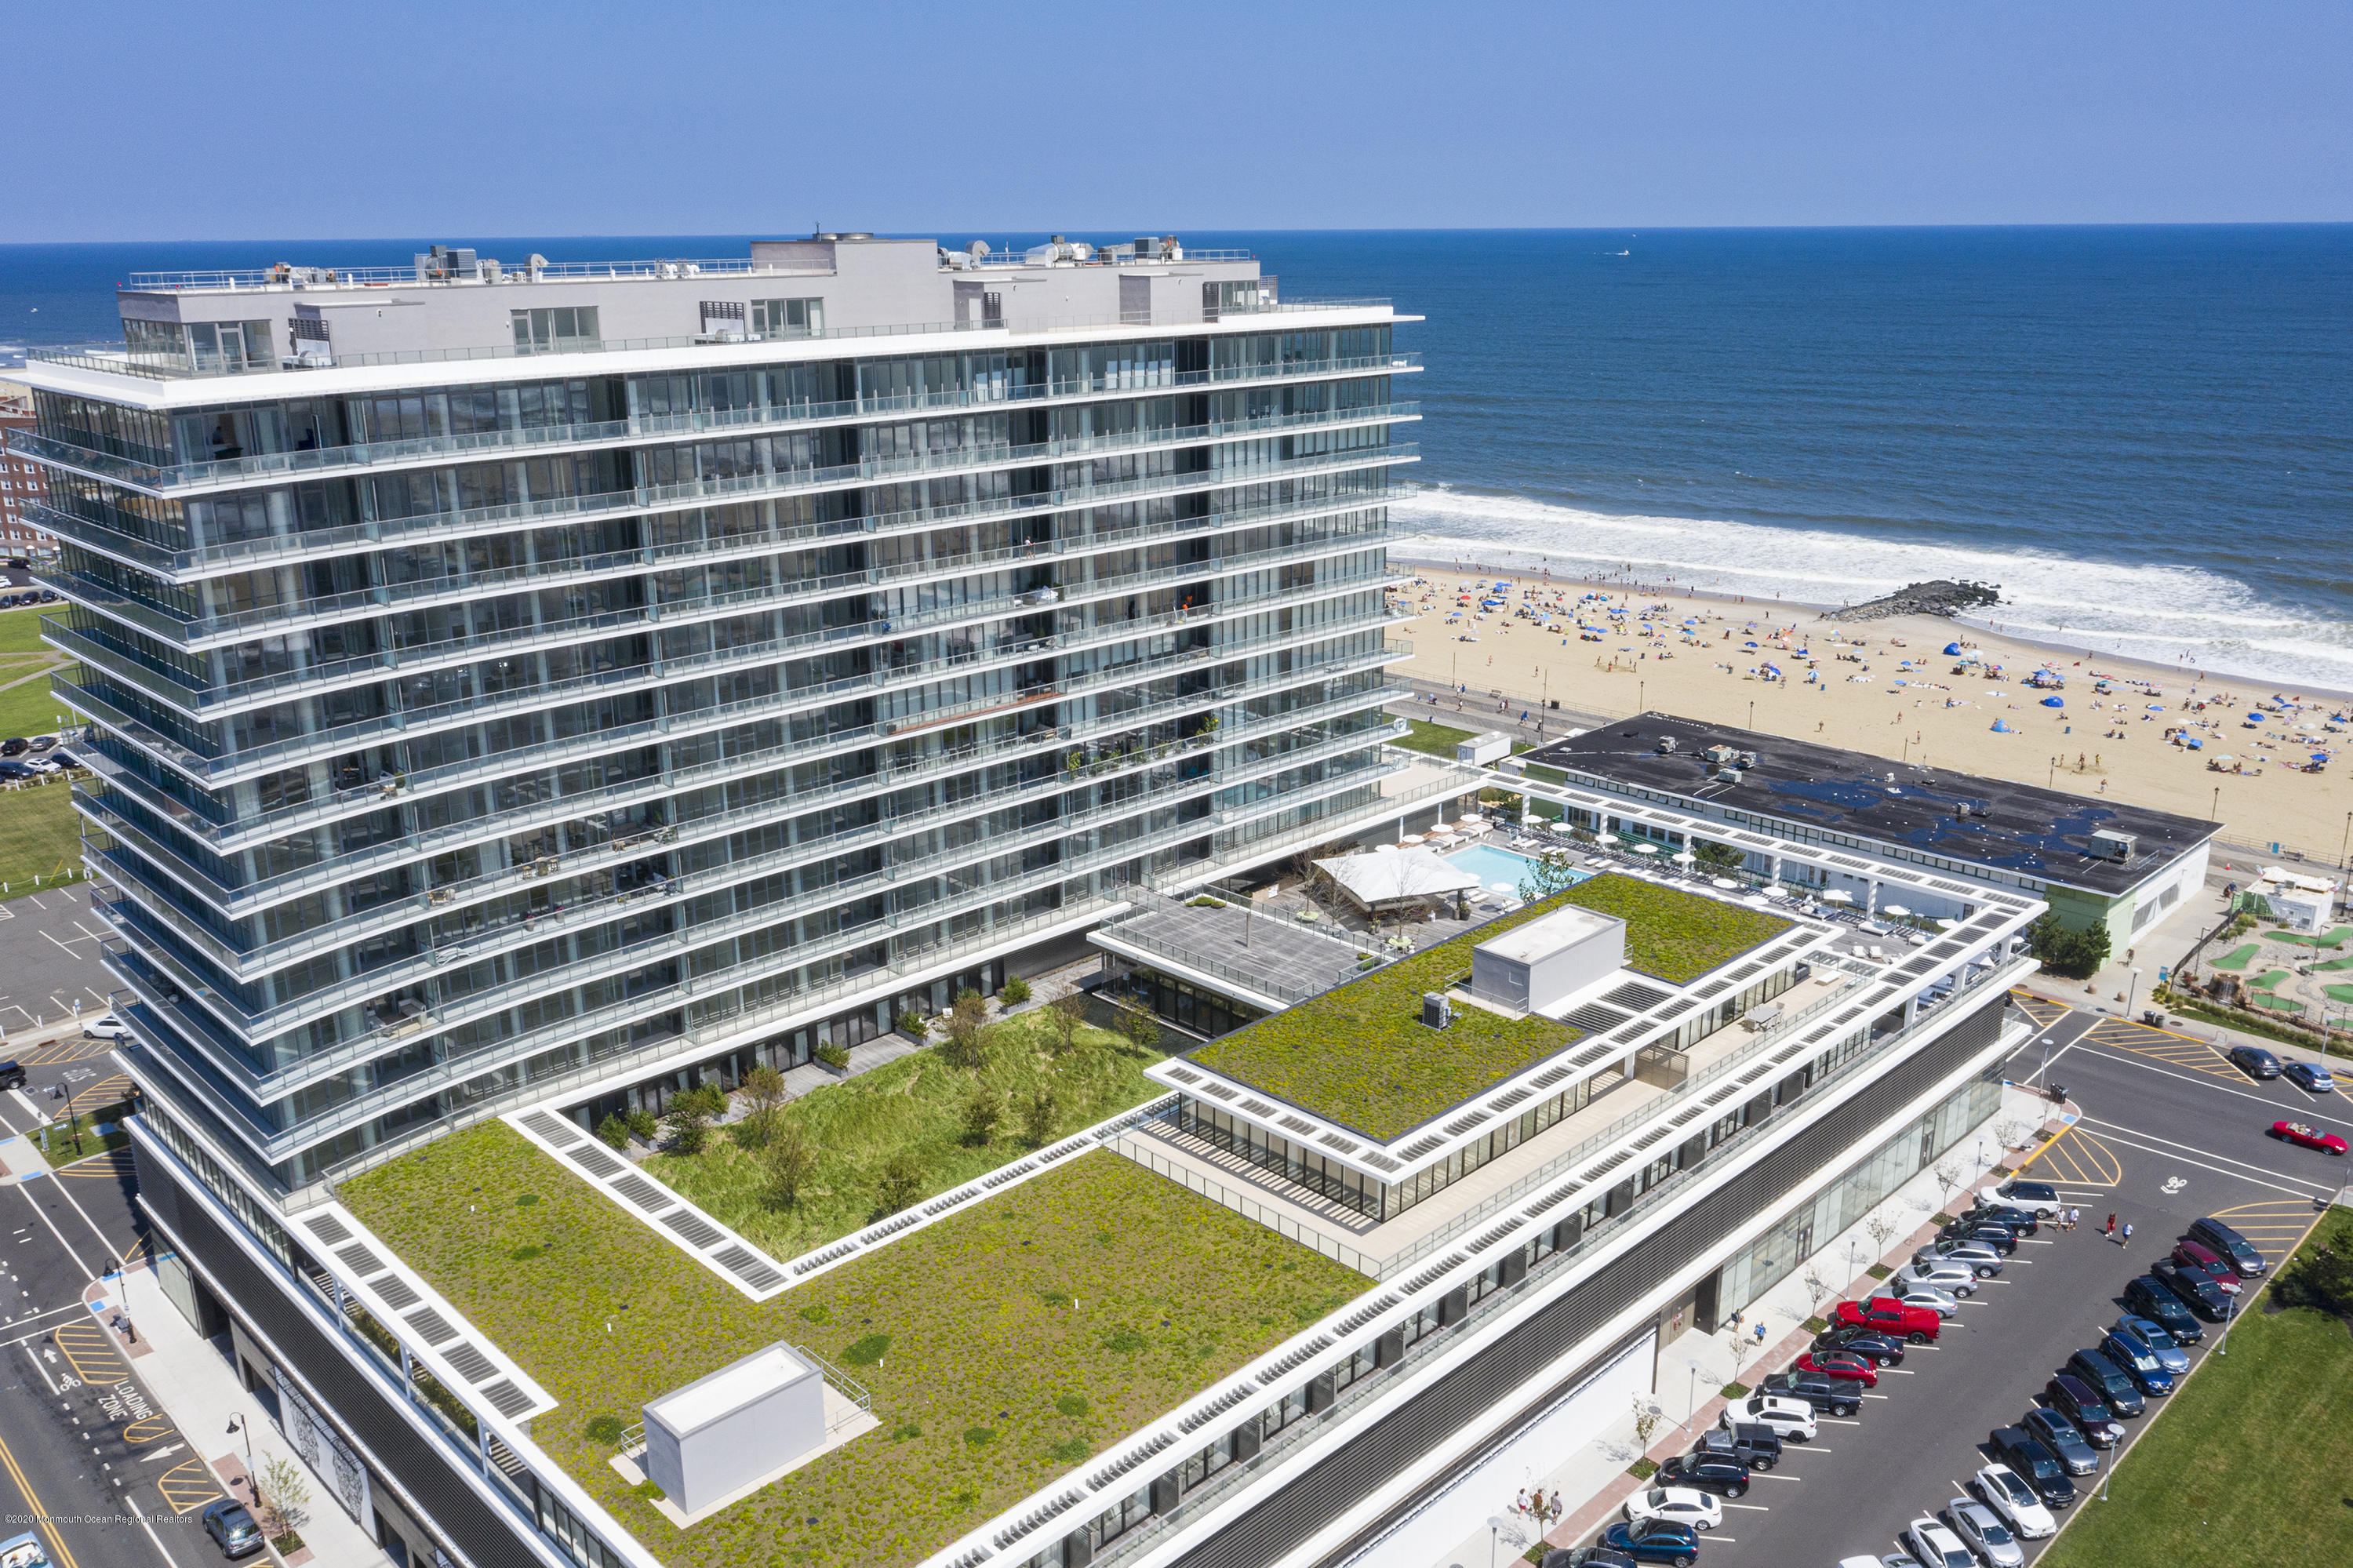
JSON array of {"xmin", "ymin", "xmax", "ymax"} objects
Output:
[{"xmin": 1831, "ymin": 1296, "xmax": 1941, "ymax": 1344}]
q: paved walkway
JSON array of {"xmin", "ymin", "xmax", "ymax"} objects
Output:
[{"xmin": 106, "ymin": 1257, "xmax": 396, "ymax": 1568}]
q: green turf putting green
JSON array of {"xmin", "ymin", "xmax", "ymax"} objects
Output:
[
  {"xmin": 2209, "ymin": 944, "xmax": 2261, "ymax": 971},
  {"xmin": 2268, "ymin": 926, "xmax": 2353, "ymax": 948},
  {"xmin": 2311, "ymin": 955, "xmax": 2353, "ymax": 973},
  {"xmin": 2325, "ymin": 984, "xmax": 2353, "ymax": 1006}
]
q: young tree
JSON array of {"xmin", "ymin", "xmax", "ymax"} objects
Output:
[
  {"xmin": 875, "ymin": 1151, "xmax": 926, "ymax": 1216},
  {"xmin": 762, "ymin": 1123, "xmax": 816, "ymax": 1209},
  {"xmin": 1630, "ymin": 1394, "xmax": 1664, "ymax": 1452},
  {"xmin": 942, "ymin": 990, "xmax": 990, "ymax": 1068},
  {"xmin": 1726, "ymin": 1326, "xmax": 1754, "ymax": 1388},
  {"xmin": 1046, "ymin": 991, "xmax": 1089, "ymax": 1056},
  {"xmin": 595, "ymin": 1113, "xmax": 631, "ymax": 1151},
  {"xmin": 255, "ymin": 1451, "xmax": 312, "ymax": 1541},
  {"xmin": 1994, "ymin": 1117, "xmax": 2031, "ymax": 1151},
  {"xmin": 1932, "ymin": 1160, "xmax": 1962, "ymax": 1208},
  {"xmin": 1801, "ymin": 1267, "xmax": 1833, "ymax": 1320},
  {"xmin": 1114, "ymin": 1004, "xmax": 1161, "ymax": 1053},
  {"xmin": 1021, "ymin": 1085, "xmax": 1060, "ymax": 1147},
  {"xmin": 961, "ymin": 1082, "xmax": 1004, "ymax": 1145},
  {"xmin": 1863, "ymin": 1206, "xmax": 1901, "ymax": 1255},
  {"xmin": 1516, "ymin": 849, "xmax": 1583, "ymax": 903},
  {"xmin": 738, "ymin": 1063, "xmax": 787, "ymax": 1148},
  {"xmin": 1693, "ymin": 840, "xmax": 1746, "ymax": 873},
  {"xmin": 662, "ymin": 1085, "xmax": 725, "ymax": 1156}
]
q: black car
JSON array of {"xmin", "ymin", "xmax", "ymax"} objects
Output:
[
  {"xmin": 2042, "ymin": 1373, "xmax": 2124, "ymax": 1446},
  {"xmin": 2227, "ymin": 1044, "xmax": 2282, "ymax": 1080},
  {"xmin": 2188, "ymin": 1216, "xmax": 2268, "ymax": 1277},
  {"xmin": 1697, "ymin": 1424, "xmax": 1782, "ymax": 1472},
  {"xmin": 2124, "ymin": 1275, "xmax": 2205, "ymax": 1343},
  {"xmin": 1600, "ymin": 1519, "xmax": 1699, "ymax": 1566},
  {"xmin": 0, "ymin": 761, "xmax": 35, "ymax": 780},
  {"xmin": 2022, "ymin": 1406, "xmax": 2101, "ymax": 1475},
  {"xmin": 1656, "ymin": 1450, "xmax": 1750, "ymax": 1497},
  {"xmin": 0, "ymin": 738, "xmax": 24, "ymax": 756},
  {"xmin": 2151, "ymin": 1260, "xmax": 2231, "ymax": 1322},
  {"xmin": 1938, "ymin": 1217, "xmax": 2019, "ymax": 1254},
  {"xmin": 1758, "ymin": 1368, "xmax": 1860, "ymax": 1417},
  {"xmin": 1812, "ymin": 1323, "xmax": 1906, "ymax": 1366},
  {"xmin": 0, "ymin": 1060, "xmax": 22, "ymax": 1091},
  {"xmin": 1969, "ymin": 1201, "xmax": 2042, "ymax": 1236},
  {"xmin": 2065, "ymin": 1349, "xmax": 2146, "ymax": 1417},
  {"xmin": 1990, "ymin": 1425, "xmax": 2076, "ymax": 1508},
  {"xmin": 202, "ymin": 1498, "xmax": 265, "ymax": 1559}
]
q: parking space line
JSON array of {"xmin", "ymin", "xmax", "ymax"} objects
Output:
[
  {"xmin": 1723, "ymin": 1502, "xmax": 1770, "ymax": 1511},
  {"xmin": 2076, "ymin": 1122, "xmax": 2329, "ymax": 1199}
]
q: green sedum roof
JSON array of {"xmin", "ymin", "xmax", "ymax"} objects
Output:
[
  {"xmin": 1184, "ymin": 874, "xmax": 1791, "ymax": 1141},
  {"xmin": 341, "ymin": 1125, "xmax": 1368, "ymax": 1568}
]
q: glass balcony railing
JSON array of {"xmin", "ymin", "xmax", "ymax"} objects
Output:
[
  {"xmin": 9, "ymin": 356, "xmax": 1420, "ymax": 493},
  {"xmin": 101, "ymin": 759, "xmax": 1401, "ymax": 1157},
  {"xmin": 59, "ymin": 561, "xmax": 1410, "ymax": 785},
  {"xmin": 50, "ymin": 478, "xmax": 1400, "ymax": 652},
  {"xmin": 48, "ymin": 515, "xmax": 1391, "ymax": 721},
  {"xmin": 36, "ymin": 440, "xmax": 1417, "ymax": 582}
]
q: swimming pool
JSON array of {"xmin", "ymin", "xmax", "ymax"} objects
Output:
[{"xmin": 1444, "ymin": 842, "xmax": 1589, "ymax": 890}]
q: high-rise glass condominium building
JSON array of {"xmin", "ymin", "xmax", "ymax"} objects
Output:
[{"xmin": 11, "ymin": 235, "xmax": 1418, "ymax": 1191}]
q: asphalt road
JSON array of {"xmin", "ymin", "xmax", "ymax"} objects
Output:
[
  {"xmin": 1653, "ymin": 995, "xmax": 2341, "ymax": 1568},
  {"xmin": 0, "ymin": 1086, "xmax": 213, "ymax": 1568},
  {"xmin": 0, "ymin": 884, "xmax": 117, "ymax": 1039}
]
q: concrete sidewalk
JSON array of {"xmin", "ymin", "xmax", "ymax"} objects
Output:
[
  {"xmin": 103, "ymin": 1257, "xmax": 395, "ymax": 1568},
  {"xmin": 1410, "ymin": 1082, "xmax": 2066, "ymax": 1568}
]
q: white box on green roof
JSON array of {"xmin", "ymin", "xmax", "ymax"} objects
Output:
[{"xmin": 641, "ymin": 1342, "xmax": 827, "ymax": 1514}]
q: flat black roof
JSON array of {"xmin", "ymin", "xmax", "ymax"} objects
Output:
[{"xmin": 1526, "ymin": 713, "xmax": 2220, "ymax": 898}]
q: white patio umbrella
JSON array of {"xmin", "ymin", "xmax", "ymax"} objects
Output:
[
  {"xmin": 1882, "ymin": 903, "xmax": 1911, "ymax": 918},
  {"xmin": 1373, "ymin": 842, "xmax": 1398, "ymax": 853},
  {"xmin": 1672, "ymin": 850, "xmax": 1698, "ymax": 865},
  {"xmin": 1821, "ymin": 889, "xmax": 1853, "ymax": 904},
  {"xmin": 1762, "ymin": 886, "xmax": 1791, "ymax": 899},
  {"xmin": 1711, "ymin": 877, "xmax": 1740, "ymax": 890},
  {"xmin": 1631, "ymin": 842, "xmax": 1661, "ymax": 855},
  {"xmin": 1399, "ymin": 834, "xmax": 1424, "ymax": 846},
  {"xmin": 1935, "ymin": 917, "xmax": 1962, "ymax": 929}
]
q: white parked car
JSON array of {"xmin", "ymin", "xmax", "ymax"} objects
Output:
[
  {"xmin": 1623, "ymin": 1486, "xmax": 1721, "ymax": 1533},
  {"xmin": 82, "ymin": 1013, "xmax": 131, "ymax": 1041},
  {"xmin": 1893, "ymin": 1260, "xmax": 1978, "ymax": 1297},
  {"xmin": 1977, "ymin": 1177, "xmax": 2064, "ymax": 1217},
  {"xmin": 1944, "ymin": 1497, "xmax": 2024, "ymax": 1568},
  {"xmin": 1723, "ymin": 1393, "xmax": 1816, "ymax": 1442},
  {"xmin": 1890, "ymin": 1284, "xmax": 1962, "ymax": 1319},
  {"xmin": 1972, "ymin": 1463, "xmax": 2057, "ymax": 1539},
  {"xmin": 1905, "ymin": 1515, "xmax": 1973, "ymax": 1568}
]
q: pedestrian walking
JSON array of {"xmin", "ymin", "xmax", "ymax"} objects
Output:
[
  {"xmin": 2121, "ymin": 1222, "xmax": 2133, "ymax": 1249},
  {"xmin": 2105, "ymin": 1213, "xmax": 2116, "ymax": 1238}
]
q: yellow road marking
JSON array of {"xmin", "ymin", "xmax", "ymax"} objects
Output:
[
  {"xmin": 2027, "ymin": 1126, "xmax": 2124, "ymax": 1187},
  {"xmin": 2080, "ymin": 1018, "xmax": 2243, "ymax": 1079},
  {"xmin": 0, "ymin": 1424, "xmax": 82, "ymax": 1568},
  {"xmin": 156, "ymin": 1456, "xmax": 223, "ymax": 1514},
  {"xmin": 51, "ymin": 1322, "xmax": 125, "ymax": 1386},
  {"xmin": 2010, "ymin": 990, "xmax": 2069, "ymax": 1028},
  {"xmin": 57, "ymin": 1148, "xmax": 135, "ymax": 1179},
  {"xmin": 122, "ymin": 1414, "xmax": 176, "ymax": 1445},
  {"xmin": 20, "ymin": 1039, "xmax": 116, "ymax": 1066}
]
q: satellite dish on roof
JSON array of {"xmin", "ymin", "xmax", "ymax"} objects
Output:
[{"xmin": 967, "ymin": 241, "xmax": 991, "ymax": 258}]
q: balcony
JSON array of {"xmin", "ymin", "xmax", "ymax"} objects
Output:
[
  {"xmin": 38, "ymin": 439, "xmax": 1417, "ymax": 584},
  {"xmin": 60, "ymin": 559, "xmax": 1410, "ymax": 788},
  {"xmin": 45, "ymin": 514, "xmax": 1391, "ymax": 724},
  {"xmin": 8, "ymin": 360, "xmax": 1420, "ymax": 495}
]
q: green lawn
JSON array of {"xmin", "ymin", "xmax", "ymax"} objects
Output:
[
  {"xmin": 343, "ymin": 1128, "xmax": 1369, "ymax": 1568},
  {"xmin": 0, "ymin": 777, "xmax": 80, "ymax": 900},
  {"xmin": 2038, "ymin": 1207, "xmax": 2353, "ymax": 1568},
  {"xmin": 0, "ymin": 606, "xmax": 52, "ymax": 655},
  {"xmin": 641, "ymin": 1010, "xmax": 1168, "ymax": 1257},
  {"xmin": 1393, "ymin": 718, "xmax": 1478, "ymax": 759},
  {"xmin": 1187, "ymin": 873, "xmax": 1789, "ymax": 1140}
]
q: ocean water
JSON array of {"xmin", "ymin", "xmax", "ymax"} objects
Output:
[{"xmin": 5, "ymin": 227, "xmax": 2348, "ymax": 687}]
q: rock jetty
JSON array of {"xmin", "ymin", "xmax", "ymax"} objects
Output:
[{"xmin": 1823, "ymin": 579, "xmax": 2002, "ymax": 623}]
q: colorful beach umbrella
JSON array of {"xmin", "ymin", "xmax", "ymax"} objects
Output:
[
  {"xmin": 1943, "ymin": 642, "xmax": 1962, "ymax": 656},
  {"xmin": 2042, "ymin": 697, "xmax": 2064, "ymax": 708}
]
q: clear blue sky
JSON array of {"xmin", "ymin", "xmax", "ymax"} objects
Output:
[{"xmin": 13, "ymin": 0, "xmax": 2348, "ymax": 241}]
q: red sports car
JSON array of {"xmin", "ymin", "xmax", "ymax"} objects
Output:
[
  {"xmin": 1794, "ymin": 1350, "xmax": 1880, "ymax": 1387},
  {"xmin": 2271, "ymin": 1119, "xmax": 2349, "ymax": 1155}
]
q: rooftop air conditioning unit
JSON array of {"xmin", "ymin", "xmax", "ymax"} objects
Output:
[
  {"xmin": 1657, "ymin": 736, "xmax": 1678, "ymax": 755},
  {"xmin": 1713, "ymin": 767, "xmax": 1741, "ymax": 783},
  {"xmin": 1421, "ymin": 991, "xmax": 1453, "ymax": 1031}
]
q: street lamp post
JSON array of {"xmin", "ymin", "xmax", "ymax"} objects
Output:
[
  {"xmin": 2215, "ymin": 1282, "xmax": 2238, "ymax": 1358},
  {"xmin": 2125, "ymin": 966, "xmax": 2144, "ymax": 1020},
  {"xmin": 1685, "ymin": 1359, "xmax": 1700, "ymax": 1432}
]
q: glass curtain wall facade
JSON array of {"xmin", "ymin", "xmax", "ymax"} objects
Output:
[
  {"xmin": 1712, "ymin": 1070, "xmax": 2002, "ymax": 1321},
  {"xmin": 28, "ymin": 321, "xmax": 1410, "ymax": 1188}
]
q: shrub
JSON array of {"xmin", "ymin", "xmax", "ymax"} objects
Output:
[
  {"xmin": 1114, "ymin": 1005, "xmax": 1161, "ymax": 1053},
  {"xmin": 843, "ymin": 1333, "xmax": 892, "ymax": 1366},
  {"xmin": 624, "ymin": 1107, "xmax": 658, "ymax": 1142},
  {"xmin": 1719, "ymin": 1381, "xmax": 1748, "ymax": 1399},
  {"xmin": 960, "ymin": 1082, "xmax": 1004, "ymax": 1145},
  {"xmin": 942, "ymin": 991, "xmax": 990, "ymax": 1068},
  {"xmin": 595, "ymin": 1114, "xmax": 629, "ymax": 1150},
  {"xmin": 631, "ymin": 1479, "xmax": 666, "ymax": 1501},
  {"xmin": 1627, "ymin": 1458, "xmax": 1658, "ymax": 1479},
  {"xmin": 738, "ymin": 1063, "xmax": 787, "ymax": 1148},
  {"xmin": 661, "ymin": 1084, "xmax": 726, "ymax": 1155},
  {"xmin": 875, "ymin": 1152, "xmax": 926, "ymax": 1215},
  {"xmin": 1049, "ymin": 1438, "xmax": 1090, "ymax": 1462},
  {"xmin": 2273, "ymin": 1241, "xmax": 2353, "ymax": 1320},
  {"xmin": 998, "ymin": 975, "xmax": 1033, "ymax": 1006},
  {"xmin": 1022, "ymin": 1085, "xmax": 1060, "ymax": 1147},
  {"xmin": 895, "ymin": 1010, "xmax": 928, "ymax": 1039},
  {"xmin": 814, "ymin": 1040, "xmax": 852, "ymax": 1069},
  {"xmin": 1693, "ymin": 840, "xmax": 1746, "ymax": 872},
  {"xmin": 584, "ymin": 1415, "xmax": 626, "ymax": 1446},
  {"xmin": 1053, "ymin": 1393, "xmax": 1090, "ymax": 1417},
  {"xmin": 762, "ymin": 1123, "xmax": 816, "ymax": 1210}
]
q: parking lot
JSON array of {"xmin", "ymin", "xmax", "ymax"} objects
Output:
[{"xmin": 1625, "ymin": 1000, "xmax": 2340, "ymax": 1567}]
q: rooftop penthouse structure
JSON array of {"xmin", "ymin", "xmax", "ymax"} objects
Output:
[{"xmin": 8, "ymin": 234, "xmax": 1420, "ymax": 1189}]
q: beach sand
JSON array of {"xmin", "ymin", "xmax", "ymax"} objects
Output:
[{"xmin": 1388, "ymin": 556, "xmax": 2352, "ymax": 862}]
